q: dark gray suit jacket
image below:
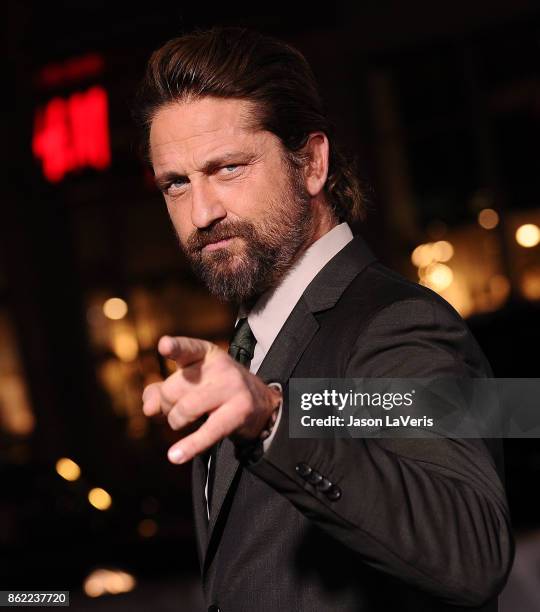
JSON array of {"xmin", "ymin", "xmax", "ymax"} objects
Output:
[{"xmin": 191, "ymin": 234, "xmax": 514, "ymax": 611}]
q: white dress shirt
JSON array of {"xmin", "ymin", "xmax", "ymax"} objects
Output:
[{"xmin": 205, "ymin": 222, "xmax": 354, "ymax": 519}]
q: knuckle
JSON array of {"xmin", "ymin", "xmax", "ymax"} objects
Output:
[
  {"xmin": 178, "ymin": 398, "xmax": 196, "ymax": 418},
  {"xmin": 207, "ymin": 412, "xmax": 227, "ymax": 440},
  {"xmin": 206, "ymin": 341, "xmax": 220, "ymax": 355},
  {"xmin": 167, "ymin": 410, "xmax": 181, "ymax": 431},
  {"xmin": 160, "ymin": 379, "xmax": 178, "ymax": 406}
]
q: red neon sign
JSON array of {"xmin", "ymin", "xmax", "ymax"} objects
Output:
[
  {"xmin": 32, "ymin": 86, "xmax": 111, "ymax": 183},
  {"xmin": 36, "ymin": 54, "xmax": 104, "ymax": 89}
]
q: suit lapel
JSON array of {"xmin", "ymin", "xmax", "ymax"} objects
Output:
[
  {"xmin": 191, "ymin": 454, "xmax": 208, "ymax": 561},
  {"xmin": 200, "ymin": 234, "xmax": 377, "ymax": 569}
]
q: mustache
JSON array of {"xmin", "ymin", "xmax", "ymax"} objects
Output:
[{"xmin": 186, "ymin": 221, "xmax": 253, "ymax": 252}]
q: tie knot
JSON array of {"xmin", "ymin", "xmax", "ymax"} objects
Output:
[{"xmin": 228, "ymin": 317, "xmax": 256, "ymax": 367}]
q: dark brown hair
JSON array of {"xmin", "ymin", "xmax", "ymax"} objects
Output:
[{"xmin": 133, "ymin": 26, "xmax": 366, "ymax": 223}]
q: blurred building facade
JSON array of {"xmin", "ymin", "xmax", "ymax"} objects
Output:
[{"xmin": 1, "ymin": 1, "xmax": 539, "ymax": 607}]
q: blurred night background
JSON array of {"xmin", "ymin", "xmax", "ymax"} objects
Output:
[{"xmin": 2, "ymin": 1, "xmax": 540, "ymax": 610}]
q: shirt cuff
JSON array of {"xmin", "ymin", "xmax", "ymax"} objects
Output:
[{"xmin": 263, "ymin": 382, "xmax": 283, "ymax": 453}]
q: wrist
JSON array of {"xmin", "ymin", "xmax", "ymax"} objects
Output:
[
  {"xmin": 233, "ymin": 381, "xmax": 283, "ymax": 465},
  {"xmin": 259, "ymin": 382, "xmax": 282, "ymax": 441}
]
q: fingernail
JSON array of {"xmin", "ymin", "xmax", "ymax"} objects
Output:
[{"xmin": 168, "ymin": 447, "xmax": 184, "ymax": 464}]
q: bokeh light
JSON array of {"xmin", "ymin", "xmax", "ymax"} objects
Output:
[
  {"xmin": 83, "ymin": 568, "xmax": 136, "ymax": 598},
  {"xmin": 478, "ymin": 208, "xmax": 499, "ymax": 230},
  {"xmin": 112, "ymin": 330, "xmax": 139, "ymax": 362},
  {"xmin": 421, "ymin": 263, "xmax": 454, "ymax": 292},
  {"xmin": 103, "ymin": 298, "xmax": 128, "ymax": 320},
  {"xmin": 55, "ymin": 457, "xmax": 81, "ymax": 481},
  {"xmin": 88, "ymin": 487, "xmax": 112, "ymax": 510},
  {"xmin": 515, "ymin": 224, "xmax": 540, "ymax": 248}
]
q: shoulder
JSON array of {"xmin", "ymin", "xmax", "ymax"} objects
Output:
[
  {"xmin": 324, "ymin": 261, "xmax": 492, "ymax": 378},
  {"xmin": 341, "ymin": 260, "xmax": 464, "ymax": 325}
]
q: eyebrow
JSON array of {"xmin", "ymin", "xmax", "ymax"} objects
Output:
[{"xmin": 154, "ymin": 151, "xmax": 255, "ymax": 190}]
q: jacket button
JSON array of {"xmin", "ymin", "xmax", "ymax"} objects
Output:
[
  {"xmin": 326, "ymin": 484, "xmax": 342, "ymax": 501},
  {"xmin": 295, "ymin": 462, "xmax": 312, "ymax": 478},
  {"xmin": 317, "ymin": 477, "xmax": 333, "ymax": 492},
  {"xmin": 307, "ymin": 470, "xmax": 323, "ymax": 485},
  {"xmin": 208, "ymin": 606, "xmax": 221, "ymax": 612}
]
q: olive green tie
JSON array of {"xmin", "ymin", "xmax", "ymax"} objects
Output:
[
  {"xmin": 207, "ymin": 318, "xmax": 256, "ymax": 515},
  {"xmin": 227, "ymin": 317, "xmax": 257, "ymax": 367}
]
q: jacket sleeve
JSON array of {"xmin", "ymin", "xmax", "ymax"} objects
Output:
[{"xmin": 241, "ymin": 298, "xmax": 515, "ymax": 608}]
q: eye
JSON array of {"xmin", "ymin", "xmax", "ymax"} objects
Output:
[
  {"xmin": 166, "ymin": 179, "xmax": 187, "ymax": 195},
  {"xmin": 220, "ymin": 164, "xmax": 241, "ymax": 175}
]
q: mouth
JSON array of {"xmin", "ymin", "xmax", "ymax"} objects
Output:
[{"xmin": 202, "ymin": 237, "xmax": 236, "ymax": 252}]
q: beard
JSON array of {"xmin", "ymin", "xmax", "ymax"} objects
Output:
[{"xmin": 177, "ymin": 167, "xmax": 314, "ymax": 305}]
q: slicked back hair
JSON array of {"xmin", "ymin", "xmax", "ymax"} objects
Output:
[{"xmin": 133, "ymin": 26, "xmax": 366, "ymax": 223}]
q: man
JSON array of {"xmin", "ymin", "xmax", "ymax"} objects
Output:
[{"xmin": 136, "ymin": 26, "xmax": 513, "ymax": 611}]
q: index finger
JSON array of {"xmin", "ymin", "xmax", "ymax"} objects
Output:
[{"xmin": 158, "ymin": 335, "xmax": 214, "ymax": 368}]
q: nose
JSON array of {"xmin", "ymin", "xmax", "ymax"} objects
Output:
[{"xmin": 190, "ymin": 178, "xmax": 227, "ymax": 229}]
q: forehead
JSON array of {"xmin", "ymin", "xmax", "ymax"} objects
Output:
[{"xmin": 149, "ymin": 97, "xmax": 271, "ymax": 167}]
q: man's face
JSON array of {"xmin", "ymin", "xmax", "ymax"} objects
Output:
[{"xmin": 149, "ymin": 97, "xmax": 313, "ymax": 304}]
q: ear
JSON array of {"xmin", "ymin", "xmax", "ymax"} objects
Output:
[{"xmin": 303, "ymin": 132, "xmax": 330, "ymax": 198}]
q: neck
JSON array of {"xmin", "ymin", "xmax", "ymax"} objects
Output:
[
  {"xmin": 299, "ymin": 198, "xmax": 340, "ymax": 260},
  {"xmin": 310, "ymin": 200, "xmax": 340, "ymax": 244}
]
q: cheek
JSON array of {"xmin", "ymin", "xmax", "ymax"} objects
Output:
[
  {"xmin": 166, "ymin": 201, "xmax": 192, "ymax": 241},
  {"xmin": 227, "ymin": 183, "xmax": 272, "ymax": 219}
]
